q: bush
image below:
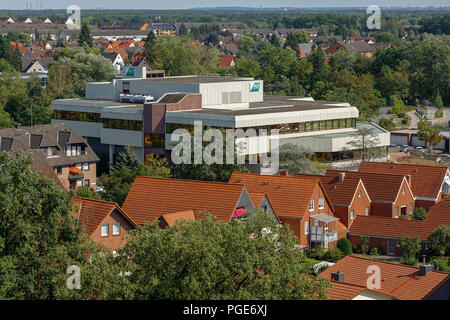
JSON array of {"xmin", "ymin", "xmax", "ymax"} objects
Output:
[
  {"xmin": 379, "ymin": 118, "xmax": 396, "ymax": 131},
  {"xmin": 428, "ymin": 225, "xmax": 450, "ymax": 256},
  {"xmin": 400, "ymin": 256, "xmax": 418, "ymax": 266},
  {"xmin": 399, "ymin": 234, "xmax": 421, "ymax": 266},
  {"xmin": 307, "ymin": 246, "xmax": 326, "ymax": 260},
  {"xmin": 413, "ymin": 207, "xmax": 427, "ymax": 220},
  {"xmin": 401, "ymin": 115, "xmax": 411, "ymax": 125},
  {"xmin": 369, "ymin": 247, "xmax": 380, "ymax": 256},
  {"xmin": 431, "ymin": 257, "xmax": 449, "ymax": 272},
  {"xmin": 358, "ymin": 235, "xmax": 370, "ymax": 255},
  {"xmin": 323, "ymin": 248, "xmax": 343, "ymax": 262},
  {"xmin": 337, "ymin": 238, "xmax": 353, "ymax": 255}
]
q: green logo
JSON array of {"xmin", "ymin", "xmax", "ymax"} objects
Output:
[
  {"xmin": 250, "ymin": 82, "xmax": 260, "ymax": 92},
  {"xmin": 126, "ymin": 68, "xmax": 135, "ymax": 76}
]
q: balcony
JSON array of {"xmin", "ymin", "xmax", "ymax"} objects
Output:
[
  {"xmin": 68, "ymin": 173, "xmax": 84, "ymax": 181},
  {"xmin": 310, "ymin": 228, "xmax": 338, "ymax": 243}
]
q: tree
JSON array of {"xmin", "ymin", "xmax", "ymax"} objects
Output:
[
  {"xmin": 79, "ymin": 23, "xmax": 93, "ymax": 47},
  {"xmin": 143, "ymin": 31, "xmax": 157, "ymax": 65},
  {"xmin": 178, "ymin": 23, "xmax": 188, "ymax": 36},
  {"xmin": 121, "ymin": 211, "xmax": 330, "ymax": 299},
  {"xmin": 102, "ymin": 152, "xmax": 171, "ymax": 205},
  {"xmin": 337, "ymin": 238, "xmax": 353, "ymax": 256},
  {"xmin": 346, "ymin": 127, "xmax": 382, "ymax": 162},
  {"xmin": 390, "ymin": 94, "xmax": 407, "ymax": 117},
  {"xmin": 413, "ymin": 207, "xmax": 427, "ymax": 220},
  {"xmin": 399, "ymin": 234, "xmax": 421, "ymax": 266},
  {"xmin": 69, "ymin": 186, "xmax": 102, "ymax": 200},
  {"xmin": 284, "ymin": 30, "xmax": 310, "ymax": 50},
  {"xmin": 230, "ymin": 57, "xmax": 262, "ymax": 79},
  {"xmin": 47, "ymin": 64, "xmax": 73, "ymax": 98},
  {"xmin": 278, "ymin": 144, "xmax": 325, "ymax": 175},
  {"xmin": 418, "ymin": 120, "xmax": 443, "ymax": 152},
  {"xmin": 358, "ymin": 235, "xmax": 369, "ymax": 255},
  {"xmin": 0, "ymin": 151, "xmax": 98, "ymax": 299},
  {"xmin": 427, "ymin": 225, "xmax": 450, "ymax": 257}
]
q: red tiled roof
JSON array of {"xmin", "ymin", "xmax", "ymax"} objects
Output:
[
  {"xmin": 104, "ymin": 47, "xmax": 128, "ymax": 60},
  {"xmin": 72, "ymin": 197, "xmax": 137, "ymax": 236},
  {"xmin": 218, "ymin": 54, "xmax": 234, "ymax": 67},
  {"xmin": 122, "ymin": 176, "xmax": 249, "ymax": 225},
  {"xmin": 228, "ymin": 172, "xmax": 332, "ymax": 219},
  {"xmin": 249, "ymin": 192, "xmax": 265, "ymax": 207},
  {"xmin": 359, "ymin": 162, "xmax": 448, "ymax": 199},
  {"xmin": 326, "ymin": 170, "xmax": 407, "ymax": 203},
  {"xmin": 326, "ymin": 281, "xmax": 365, "ymax": 300},
  {"xmin": 161, "ymin": 210, "xmax": 196, "ymax": 226},
  {"xmin": 349, "ymin": 200, "xmax": 450, "ymax": 241},
  {"xmin": 294, "ymin": 173, "xmax": 364, "ymax": 206},
  {"xmin": 320, "ymin": 255, "xmax": 449, "ymax": 300}
]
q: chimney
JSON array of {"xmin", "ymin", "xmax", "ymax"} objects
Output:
[
  {"xmin": 331, "ymin": 269, "xmax": 344, "ymax": 282},
  {"xmin": 407, "ymin": 174, "xmax": 412, "ymax": 187},
  {"xmin": 339, "ymin": 172, "xmax": 345, "ymax": 182},
  {"xmin": 280, "ymin": 171, "xmax": 288, "ymax": 176},
  {"xmin": 419, "ymin": 256, "xmax": 433, "ymax": 276}
]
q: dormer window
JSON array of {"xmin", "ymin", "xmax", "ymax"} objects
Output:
[
  {"xmin": 66, "ymin": 144, "xmax": 82, "ymax": 156},
  {"xmin": 308, "ymin": 200, "xmax": 314, "ymax": 211}
]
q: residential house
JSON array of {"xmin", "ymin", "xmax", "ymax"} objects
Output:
[
  {"xmin": 43, "ymin": 18, "xmax": 52, "ymax": 24},
  {"xmin": 0, "ymin": 17, "xmax": 15, "ymax": 24},
  {"xmin": 297, "ymin": 43, "xmax": 313, "ymax": 59},
  {"xmin": 326, "ymin": 170, "xmax": 415, "ymax": 219},
  {"xmin": 348, "ymin": 199, "xmax": 450, "ymax": 256},
  {"xmin": 147, "ymin": 24, "xmax": 178, "ymax": 37},
  {"xmin": 102, "ymin": 51, "xmax": 124, "ymax": 73},
  {"xmin": 122, "ymin": 176, "xmax": 277, "ymax": 226},
  {"xmin": 228, "ymin": 172, "xmax": 346, "ymax": 249},
  {"xmin": 321, "ymin": 255, "xmax": 450, "ymax": 300},
  {"xmin": 294, "ymin": 172, "xmax": 371, "ymax": 228},
  {"xmin": 73, "ymin": 197, "xmax": 138, "ymax": 250},
  {"xmin": 17, "ymin": 17, "xmax": 33, "ymax": 24},
  {"xmin": 0, "ymin": 124, "xmax": 99, "ymax": 190},
  {"xmin": 158, "ymin": 210, "xmax": 196, "ymax": 228},
  {"xmin": 358, "ymin": 162, "xmax": 450, "ymax": 211},
  {"xmin": 218, "ymin": 54, "xmax": 235, "ymax": 68},
  {"xmin": 21, "ymin": 57, "xmax": 54, "ymax": 73}
]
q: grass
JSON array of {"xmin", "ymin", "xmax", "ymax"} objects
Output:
[{"xmin": 396, "ymin": 155, "xmax": 450, "ymax": 169}]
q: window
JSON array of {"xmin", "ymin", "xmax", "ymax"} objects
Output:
[
  {"xmin": 56, "ymin": 166, "xmax": 62, "ymax": 175},
  {"xmin": 83, "ymin": 162, "xmax": 89, "ymax": 171},
  {"xmin": 403, "ymin": 187, "xmax": 405, "ymax": 194},
  {"xmin": 396, "ymin": 240, "xmax": 400, "ymax": 247},
  {"xmin": 318, "ymin": 197, "xmax": 324, "ymax": 209},
  {"xmin": 304, "ymin": 221, "xmax": 309, "ymax": 235},
  {"xmin": 101, "ymin": 224, "xmax": 108, "ymax": 236},
  {"xmin": 351, "ymin": 210, "xmax": 354, "ymax": 220},
  {"xmin": 410, "ymin": 203, "xmax": 413, "ymax": 215},
  {"xmin": 358, "ymin": 191, "xmax": 361, "ymax": 198},
  {"xmin": 308, "ymin": 200, "xmax": 314, "ymax": 211},
  {"xmin": 76, "ymin": 180, "xmax": 82, "ymax": 188},
  {"xmin": 76, "ymin": 163, "xmax": 82, "ymax": 170},
  {"xmin": 113, "ymin": 223, "xmax": 120, "ymax": 235},
  {"xmin": 324, "ymin": 222, "xmax": 328, "ymax": 230},
  {"xmin": 365, "ymin": 207, "xmax": 369, "ymax": 216},
  {"xmin": 84, "ymin": 179, "xmax": 90, "ymax": 187},
  {"xmin": 395, "ymin": 207, "xmax": 399, "ymax": 218}
]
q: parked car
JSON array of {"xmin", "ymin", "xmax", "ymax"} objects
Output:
[
  {"xmin": 96, "ymin": 186, "xmax": 105, "ymax": 193},
  {"xmin": 415, "ymin": 146, "xmax": 423, "ymax": 150}
]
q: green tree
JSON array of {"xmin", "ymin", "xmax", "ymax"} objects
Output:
[
  {"xmin": 0, "ymin": 151, "xmax": 98, "ymax": 299},
  {"xmin": 69, "ymin": 186, "xmax": 102, "ymax": 200},
  {"xmin": 413, "ymin": 207, "xmax": 427, "ymax": 220},
  {"xmin": 143, "ymin": 31, "xmax": 157, "ymax": 65},
  {"xmin": 47, "ymin": 64, "xmax": 74, "ymax": 98},
  {"xmin": 399, "ymin": 234, "xmax": 421, "ymax": 266},
  {"xmin": 230, "ymin": 57, "xmax": 262, "ymax": 79},
  {"xmin": 379, "ymin": 118, "xmax": 396, "ymax": 131},
  {"xmin": 278, "ymin": 144, "xmax": 325, "ymax": 175},
  {"xmin": 390, "ymin": 94, "xmax": 407, "ymax": 117},
  {"xmin": 284, "ymin": 30, "xmax": 310, "ymax": 50},
  {"xmin": 427, "ymin": 225, "xmax": 450, "ymax": 257},
  {"xmin": 358, "ymin": 235, "xmax": 369, "ymax": 255},
  {"xmin": 79, "ymin": 23, "xmax": 93, "ymax": 47},
  {"xmin": 121, "ymin": 211, "xmax": 330, "ymax": 299},
  {"xmin": 336, "ymin": 238, "xmax": 353, "ymax": 256}
]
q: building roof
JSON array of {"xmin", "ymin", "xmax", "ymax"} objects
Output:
[
  {"xmin": 0, "ymin": 123, "xmax": 99, "ymax": 167},
  {"xmin": 72, "ymin": 197, "xmax": 138, "ymax": 236},
  {"xmin": 122, "ymin": 176, "xmax": 250, "ymax": 225},
  {"xmin": 320, "ymin": 255, "xmax": 449, "ymax": 300},
  {"xmin": 358, "ymin": 162, "xmax": 449, "ymax": 200},
  {"xmin": 160, "ymin": 210, "xmax": 196, "ymax": 227},
  {"xmin": 218, "ymin": 55, "xmax": 235, "ymax": 68},
  {"xmin": 228, "ymin": 172, "xmax": 331, "ymax": 219},
  {"xmin": 326, "ymin": 170, "xmax": 407, "ymax": 203},
  {"xmin": 326, "ymin": 281, "xmax": 366, "ymax": 300},
  {"xmin": 294, "ymin": 173, "xmax": 365, "ymax": 207}
]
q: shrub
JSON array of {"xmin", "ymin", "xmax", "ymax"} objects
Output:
[
  {"xmin": 399, "ymin": 234, "xmax": 421, "ymax": 266},
  {"xmin": 337, "ymin": 238, "xmax": 353, "ymax": 255},
  {"xmin": 428, "ymin": 225, "xmax": 450, "ymax": 257},
  {"xmin": 369, "ymin": 247, "xmax": 380, "ymax": 256},
  {"xmin": 307, "ymin": 246, "xmax": 326, "ymax": 260},
  {"xmin": 431, "ymin": 257, "xmax": 449, "ymax": 272},
  {"xmin": 358, "ymin": 235, "xmax": 370, "ymax": 255},
  {"xmin": 323, "ymin": 248, "xmax": 343, "ymax": 262},
  {"xmin": 413, "ymin": 207, "xmax": 427, "ymax": 220},
  {"xmin": 379, "ymin": 118, "xmax": 396, "ymax": 131},
  {"xmin": 401, "ymin": 115, "xmax": 411, "ymax": 125}
]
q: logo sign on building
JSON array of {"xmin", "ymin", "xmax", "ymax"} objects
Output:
[
  {"xmin": 250, "ymin": 82, "xmax": 260, "ymax": 92},
  {"xmin": 126, "ymin": 67, "xmax": 136, "ymax": 77}
]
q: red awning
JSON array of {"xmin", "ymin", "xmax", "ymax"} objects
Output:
[
  {"xmin": 69, "ymin": 166, "xmax": 81, "ymax": 174},
  {"xmin": 232, "ymin": 208, "xmax": 247, "ymax": 218}
]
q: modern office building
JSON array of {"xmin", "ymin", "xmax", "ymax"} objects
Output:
[{"xmin": 51, "ymin": 67, "xmax": 389, "ymax": 173}]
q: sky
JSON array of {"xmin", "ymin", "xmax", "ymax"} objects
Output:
[{"xmin": 1, "ymin": 0, "xmax": 449, "ymax": 10}]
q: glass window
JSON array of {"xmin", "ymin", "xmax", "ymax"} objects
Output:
[
  {"xmin": 318, "ymin": 197, "xmax": 324, "ymax": 209},
  {"xmin": 84, "ymin": 179, "xmax": 90, "ymax": 187},
  {"xmin": 339, "ymin": 119, "xmax": 346, "ymax": 128},
  {"xmin": 76, "ymin": 180, "xmax": 82, "ymax": 188},
  {"xmin": 395, "ymin": 207, "xmax": 399, "ymax": 218},
  {"xmin": 333, "ymin": 119, "xmax": 339, "ymax": 129},
  {"xmin": 308, "ymin": 200, "xmax": 314, "ymax": 211},
  {"xmin": 113, "ymin": 223, "xmax": 120, "ymax": 235},
  {"xmin": 76, "ymin": 163, "xmax": 82, "ymax": 170},
  {"xmin": 359, "ymin": 191, "xmax": 361, "ymax": 198},
  {"xmin": 326, "ymin": 120, "xmax": 333, "ymax": 130},
  {"xmin": 312, "ymin": 121, "xmax": 319, "ymax": 131},
  {"xmin": 298, "ymin": 122, "xmax": 305, "ymax": 133},
  {"xmin": 83, "ymin": 162, "xmax": 89, "ymax": 171},
  {"xmin": 319, "ymin": 121, "xmax": 326, "ymax": 131},
  {"xmin": 145, "ymin": 134, "xmax": 165, "ymax": 149},
  {"xmin": 351, "ymin": 210, "xmax": 354, "ymax": 220},
  {"xmin": 304, "ymin": 221, "xmax": 309, "ymax": 235},
  {"xmin": 410, "ymin": 203, "xmax": 413, "ymax": 215},
  {"xmin": 101, "ymin": 224, "xmax": 108, "ymax": 236},
  {"xmin": 305, "ymin": 122, "xmax": 312, "ymax": 132},
  {"xmin": 56, "ymin": 166, "xmax": 62, "ymax": 175},
  {"xmin": 365, "ymin": 207, "xmax": 369, "ymax": 216}
]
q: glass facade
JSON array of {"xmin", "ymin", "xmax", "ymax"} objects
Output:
[
  {"xmin": 144, "ymin": 133, "xmax": 165, "ymax": 148},
  {"xmin": 103, "ymin": 118, "xmax": 143, "ymax": 131}
]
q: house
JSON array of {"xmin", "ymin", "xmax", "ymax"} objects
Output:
[
  {"xmin": 358, "ymin": 162, "xmax": 450, "ymax": 211},
  {"xmin": 0, "ymin": 17, "xmax": 15, "ymax": 24},
  {"xmin": 348, "ymin": 199, "xmax": 450, "ymax": 256},
  {"xmin": 104, "ymin": 47, "xmax": 129, "ymax": 61},
  {"xmin": 73, "ymin": 197, "xmax": 138, "ymax": 250},
  {"xmin": 218, "ymin": 54, "xmax": 235, "ymax": 68},
  {"xmin": 21, "ymin": 57, "xmax": 54, "ymax": 73},
  {"xmin": 102, "ymin": 51, "xmax": 124, "ymax": 73},
  {"xmin": 0, "ymin": 124, "xmax": 99, "ymax": 190},
  {"xmin": 17, "ymin": 17, "xmax": 33, "ymax": 24},
  {"xmin": 43, "ymin": 18, "xmax": 52, "ymax": 24},
  {"xmin": 228, "ymin": 172, "xmax": 346, "ymax": 249},
  {"xmin": 326, "ymin": 170, "xmax": 415, "ymax": 219},
  {"xmin": 158, "ymin": 210, "xmax": 196, "ymax": 228},
  {"xmin": 297, "ymin": 43, "xmax": 313, "ymax": 59},
  {"xmin": 147, "ymin": 23, "xmax": 178, "ymax": 37},
  {"xmin": 10, "ymin": 41, "xmax": 27, "ymax": 55},
  {"xmin": 122, "ymin": 176, "xmax": 277, "ymax": 226},
  {"xmin": 294, "ymin": 172, "xmax": 371, "ymax": 228},
  {"xmin": 321, "ymin": 255, "xmax": 450, "ymax": 300}
]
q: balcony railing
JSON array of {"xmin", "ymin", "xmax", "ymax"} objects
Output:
[{"xmin": 310, "ymin": 227, "xmax": 337, "ymax": 243}]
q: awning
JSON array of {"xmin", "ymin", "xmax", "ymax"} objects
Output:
[
  {"xmin": 310, "ymin": 213, "xmax": 340, "ymax": 223},
  {"xmin": 69, "ymin": 166, "xmax": 81, "ymax": 174},
  {"xmin": 232, "ymin": 208, "xmax": 247, "ymax": 218}
]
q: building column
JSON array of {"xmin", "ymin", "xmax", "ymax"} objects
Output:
[{"xmin": 109, "ymin": 144, "xmax": 114, "ymax": 173}]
